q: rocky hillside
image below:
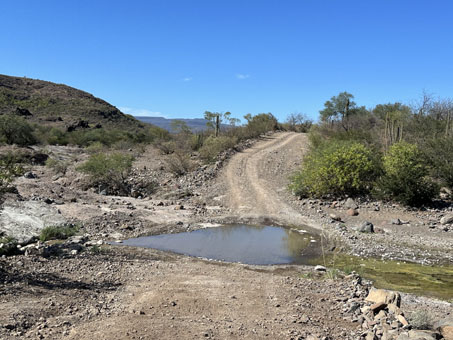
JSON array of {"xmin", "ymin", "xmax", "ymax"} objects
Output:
[{"xmin": 0, "ymin": 74, "xmax": 146, "ymax": 132}]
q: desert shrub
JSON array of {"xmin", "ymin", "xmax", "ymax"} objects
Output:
[
  {"xmin": 199, "ymin": 135, "xmax": 237, "ymax": 162},
  {"xmin": 77, "ymin": 152, "xmax": 134, "ymax": 195},
  {"xmin": 39, "ymin": 225, "xmax": 79, "ymax": 242},
  {"xmin": 374, "ymin": 142, "xmax": 438, "ymax": 206},
  {"xmin": 244, "ymin": 113, "xmax": 279, "ymax": 138},
  {"xmin": 290, "ymin": 141, "xmax": 379, "ymax": 198},
  {"xmin": 155, "ymin": 140, "xmax": 176, "ymax": 155},
  {"xmin": 34, "ymin": 126, "xmax": 68, "ymax": 145},
  {"xmin": 165, "ymin": 152, "xmax": 194, "ymax": 176},
  {"xmin": 149, "ymin": 125, "xmax": 171, "ymax": 142},
  {"xmin": 423, "ymin": 136, "xmax": 453, "ymax": 192},
  {"xmin": 0, "ymin": 236, "xmax": 18, "ymax": 256},
  {"xmin": 45, "ymin": 157, "xmax": 69, "ymax": 175},
  {"xmin": 409, "ymin": 310, "xmax": 433, "ymax": 330},
  {"xmin": 190, "ymin": 134, "xmax": 204, "ymax": 151},
  {"xmin": 0, "ymin": 155, "xmax": 25, "ymax": 195},
  {"xmin": 0, "ymin": 114, "xmax": 36, "ymax": 146},
  {"xmin": 85, "ymin": 141, "xmax": 106, "ymax": 154}
]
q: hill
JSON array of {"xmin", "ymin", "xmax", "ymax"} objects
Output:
[{"xmin": 0, "ymin": 74, "xmax": 146, "ymax": 132}]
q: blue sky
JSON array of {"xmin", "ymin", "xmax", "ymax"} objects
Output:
[{"xmin": 1, "ymin": 1, "xmax": 453, "ymax": 122}]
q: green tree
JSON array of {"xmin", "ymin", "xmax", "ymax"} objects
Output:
[{"xmin": 320, "ymin": 92, "xmax": 367, "ymax": 131}]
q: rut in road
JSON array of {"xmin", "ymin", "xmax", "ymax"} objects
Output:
[{"xmin": 223, "ymin": 132, "xmax": 310, "ymax": 226}]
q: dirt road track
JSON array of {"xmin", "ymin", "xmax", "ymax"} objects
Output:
[{"xmin": 224, "ymin": 132, "xmax": 310, "ymax": 226}]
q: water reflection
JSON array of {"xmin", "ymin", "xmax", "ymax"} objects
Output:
[{"xmin": 118, "ymin": 224, "xmax": 320, "ymax": 265}]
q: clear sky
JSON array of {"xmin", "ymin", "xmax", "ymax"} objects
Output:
[{"xmin": 1, "ymin": 1, "xmax": 453, "ymax": 122}]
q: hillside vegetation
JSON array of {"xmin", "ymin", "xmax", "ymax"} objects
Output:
[{"xmin": 0, "ymin": 74, "xmax": 144, "ymax": 131}]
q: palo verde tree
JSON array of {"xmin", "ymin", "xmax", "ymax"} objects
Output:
[{"xmin": 320, "ymin": 92, "xmax": 367, "ymax": 131}]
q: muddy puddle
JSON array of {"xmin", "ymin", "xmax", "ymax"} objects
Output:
[{"xmin": 116, "ymin": 224, "xmax": 322, "ymax": 265}]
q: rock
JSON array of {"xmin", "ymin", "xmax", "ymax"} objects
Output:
[
  {"xmin": 347, "ymin": 208, "xmax": 359, "ymax": 216},
  {"xmin": 0, "ymin": 200, "xmax": 67, "ymax": 244},
  {"xmin": 374, "ymin": 310, "xmax": 387, "ymax": 321},
  {"xmin": 358, "ymin": 221, "xmax": 374, "ymax": 233},
  {"xmin": 391, "ymin": 218, "xmax": 403, "ymax": 225},
  {"xmin": 365, "ymin": 289, "xmax": 401, "ymax": 307},
  {"xmin": 440, "ymin": 214, "xmax": 453, "ymax": 225},
  {"xmin": 345, "ymin": 198, "xmax": 358, "ymax": 209},
  {"xmin": 365, "ymin": 331, "xmax": 377, "ymax": 340},
  {"xmin": 434, "ymin": 318, "xmax": 453, "ymax": 340},
  {"xmin": 388, "ymin": 303, "xmax": 402, "ymax": 315},
  {"xmin": 329, "ymin": 214, "xmax": 342, "ymax": 221},
  {"xmin": 314, "ymin": 265, "xmax": 326, "ymax": 272},
  {"xmin": 370, "ymin": 302, "xmax": 387, "ymax": 313},
  {"xmin": 24, "ymin": 172, "xmax": 37, "ymax": 179},
  {"xmin": 408, "ymin": 330, "xmax": 440, "ymax": 340},
  {"xmin": 397, "ymin": 315, "xmax": 409, "ymax": 326}
]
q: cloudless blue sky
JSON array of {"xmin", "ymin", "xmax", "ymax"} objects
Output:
[{"xmin": 1, "ymin": 0, "xmax": 453, "ymax": 122}]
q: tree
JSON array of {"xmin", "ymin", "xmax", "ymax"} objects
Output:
[
  {"xmin": 319, "ymin": 92, "xmax": 367, "ymax": 131},
  {"xmin": 204, "ymin": 111, "xmax": 240, "ymax": 136},
  {"xmin": 285, "ymin": 112, "xmax": 312, "ymax": 132},
  {"xmin": 170, "ymin": 120, "xmax": 191, "ymax": 135},
  {"xmin": 373, "ymin": 103, "xmax": 411, "ymax": 149}
]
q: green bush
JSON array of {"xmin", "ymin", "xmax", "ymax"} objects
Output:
[
  {"xmin": 423, "ymin": 136, "xmax": 453, "ymax": 192},
  {"xmin": 45, "ymin": 157, "xmax": 69, "ymax": 175},
  {"xmin": 0, "ymin": 236, "xmax": 18, "ymax": 256},
  {"xmin": 0, "ymin": 155, "xmax": 25, "ymax": 196},
  {"xmin": 39, "ymin": 225, "xmax": 79, "ymax": 242},
  {"xmin": 290, "ymin": 141, "xmax": 379, "ymax": 198},
  {"xmin": 199, "ymin": 135, "xmax": 237, "ymax": 162},
  {"xmin": 0, "ymin": 114, "xmax": 36, "ymax": 146},
  {"xmin": 165, "ymin": 152, "xmax": 194, "ymax": 176},
  {"xmin": 244, "ymin": 113, "xmax": 279, "ymax": 138},
  {"xmin": 374, "ymin": 142, "xmax": 438, "ymax": 206},
  {"xmin": 77, "ymin": 152, "xmax": 134, "ymax": 195}
]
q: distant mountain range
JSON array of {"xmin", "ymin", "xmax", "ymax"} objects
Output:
[{"xmin": 135, "ymin": 116, "xmax": 229, "ymax": 132}]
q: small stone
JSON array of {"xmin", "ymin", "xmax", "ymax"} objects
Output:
[
  {"xmin": 440, "ymin": 214, "xmax": 453, "ymax": 225},
  {"xmin": 345, "ymin": 198, "xmax": 358, "ymax": 209},
  {"xmin": 391, "ymin": 218, "xmax": 402, "ymax": 225},
  {"xmin": 397, "ymin": 315, "xmax": 409, "ymax": 327},
  {"xmin": 358, "ymin": 221, "xmax": 374, "ymax": 233},
  {"xmin": 314, "ymin": 265, "xmax": 327, "ymax": 272},
  {"xmin": 347, "ymin": 208, "xmax": 359, "ymax": 216},
  {"xmin": 329, "ymin": 214, "xmax": 342, "ymax": 221}
]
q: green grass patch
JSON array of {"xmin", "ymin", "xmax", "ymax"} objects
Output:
[
  {"xmin": 39, "ymin": 225, "xmax": 79, "ymax": 242},
  {"xmin": 313, "ymin": 254, "xmax": 453, "ymax": 301}
]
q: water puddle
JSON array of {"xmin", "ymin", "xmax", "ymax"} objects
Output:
[{"xmin": 117, "ymin": 224, "xmax": 321, "ymax": 265}]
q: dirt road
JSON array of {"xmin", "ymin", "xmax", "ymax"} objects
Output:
[{"xmin": 222, "ymin": 132, "xmax": 311, "ymax": 226}]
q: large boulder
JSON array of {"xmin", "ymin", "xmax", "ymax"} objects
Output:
[
  {"xmin": 434, "ymin": 318, "xmax": 453, "ymax": 340},
  {"xmin": 0, "ymin": 200, "xmax": 67, "ymax": 244},
  {"xmin": 365, "ymin": 289, "xmax": 401, "ymax": 307}
]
